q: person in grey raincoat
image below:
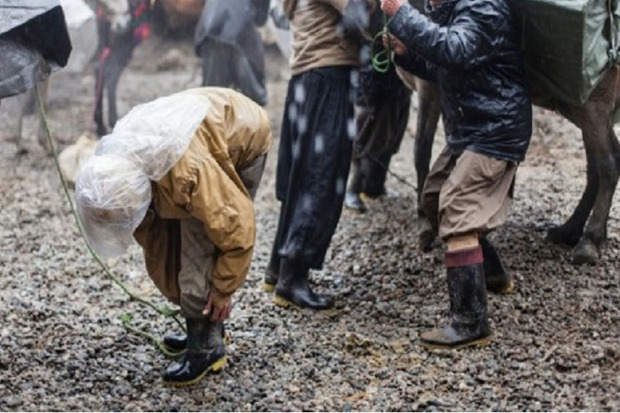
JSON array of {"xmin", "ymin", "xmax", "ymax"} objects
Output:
[
  {"xmin": 381, "ymin": 0, "xmax": 532, "ymax": 350},
  {"xmin": 0, "ymin": 0, "xmax": 71, "ymax": 100},
  {"xmin": 194, "ymin": 0, "xmax": 271, "ymax": 106}
]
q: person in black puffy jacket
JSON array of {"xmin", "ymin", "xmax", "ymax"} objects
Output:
[{"xmin": 381, "ymin": 0, "xmax": 533, "ymax": 350}]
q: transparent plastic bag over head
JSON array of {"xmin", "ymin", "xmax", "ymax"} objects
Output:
[
  {"xmin": 76, "ymin": 154, "xmax": 151, "ymax": 259},
  {"xmin": 96, "ymin": 91, "xmax": 211, "ymax": 180},
  {"xmin": 76, "ymin": 90, "xmax": 211, "ymax": 258}
]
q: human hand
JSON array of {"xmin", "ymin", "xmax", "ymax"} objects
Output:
[
  {"xmin": 203, "ymin": 290, "xmax": 232, "ymax": 322},
  {"xmin": 380, "ymin": 0, "xmax": 406, "ymax": 17},
  {"xmin": 383, "ymin": 33, "xmax": 407, "ymax": 55}
]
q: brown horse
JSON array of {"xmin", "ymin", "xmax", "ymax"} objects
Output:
[{"xmin": 401, "ymin": 65, "xmax": 620, "ymax": 265}]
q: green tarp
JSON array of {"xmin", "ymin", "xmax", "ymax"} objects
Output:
[{"xmin": 508, "ymin": 0, "xmax": 620, "ymax": 107}]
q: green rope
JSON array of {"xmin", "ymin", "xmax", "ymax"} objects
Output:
[
  {"xmin": 35, "ymin": 85, "xmax": 185, "ymax": 357},
  {"xmin": 371, "ymin": 13, "xmax": 392, "ymax": 73}
]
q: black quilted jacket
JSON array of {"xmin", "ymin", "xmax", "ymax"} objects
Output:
[{"xmin": 389, "ymin": 0, "xmax": 532, "ymax": 162}]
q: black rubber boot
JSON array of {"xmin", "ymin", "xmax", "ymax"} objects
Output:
[
  {"xmin": 162, "ymin": 318, "xmax": 226, "ymax": 386},
  {"xmin": 420, "ymin": 264, "xmax": 491, "ymax": 350},
  {"xmin": 480, "ymin": 236, "xmax": 514, "ymax": 294},
  {"xmin": 344, "ymin": 191, "xmax": 368, "ymax": 213},
  {"xmin": 273, "ymin": 258, "xmax": 334, "ymax": 310},
  {"xmin": 163, "ymin": 332, "xmax": 187, "ymax": 353},
  {"xmin": 162, "ymin": 325, "xmax": 230, "ymax": 353},
  {"xmin": 263, "ymin": 251, "xmax": 279, "ymax": 293}
]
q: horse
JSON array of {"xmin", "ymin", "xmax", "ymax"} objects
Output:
[
  {"xmin": 399, "ymin": 64, "xmax": 620, "ymax": 265},
  {"xmin": 93, "ymin": 0, "xmax": 203, "ymax": 136}
]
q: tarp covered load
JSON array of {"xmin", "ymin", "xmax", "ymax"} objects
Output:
[
  {"xmin": 0, "ymin": 0, "xmax": 72, "ymax": 98},
  {"xmin": 508, "ymin": 0, "xmax": 620, "ymax": 107}
]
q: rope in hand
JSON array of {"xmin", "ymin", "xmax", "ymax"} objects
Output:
[
  {"xmin": 35, "ymin": 85, "xmax": 185, "ymax": 359},
  {"xmin": 371, "ymin": 13, "xmax": 392, "ymax": 73}
]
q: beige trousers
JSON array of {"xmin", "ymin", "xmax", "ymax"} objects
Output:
[
  {"xmin": 178, "ymin": 155, "xmax": 266, "ymax": 318},
  {"xmin": 421, "ymin": 147, "xmax": 517, "ymax": 240}
]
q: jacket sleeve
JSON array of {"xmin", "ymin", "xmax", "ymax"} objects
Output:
[
  {"xmin": 387, "ymin": 0, "xmax": 501, "ymax": 71},
  {"xmin": 394, "ymin": 51, "xmax": 437, "ymax": 82},
  {"xmin": 175, "ymin": 155, "xmax": 256, "ymax": 300}
]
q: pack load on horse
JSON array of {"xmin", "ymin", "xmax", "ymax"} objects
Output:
[
  {"xmin": 400, "ymin": 0, "xmax": 620, "ymax": 265},
  {"xmin": 7, "ymin": 0, "xmax": 96, "ymax": 152},
  {"xmin": 0, "ymin": 0, "xmax": 72, "ymax": 100}
]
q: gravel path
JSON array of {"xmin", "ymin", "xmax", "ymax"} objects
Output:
[{"xmin": 0, "ymin": 39, "xmax": 618, "ymax": 411}]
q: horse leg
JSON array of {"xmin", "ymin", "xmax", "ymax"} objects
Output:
[
  {"xmin": 106, "ymin": 41, "xmax": 135, "ymax": 129},
  {"xmin": 35, "ymin": 78, "xmax": 51, "ymax": 153},
  {"xmin": 94, "ymin": 49, "xmax": 108, "ymax": 137},
  {"xmin": 571, "ymin": 69, "xmax": 620, "ymax": 264},
  {"xmin": 546, "ymin": 149, "xmax": 598, "ymax": 247},
  {"xmin": 12, "ymin": 92, "xmax": 28, "ymax": 148},
  {"xmin": 414, "ymin": 78, "xmax": 440, "ymax": 214},
  {"xmin": 572, "ymin": 125, "xmax": 620, "ymax": 264},
  {"xmin": 414, "ymin": 79, "xmax": 441, "ymax": 251}
]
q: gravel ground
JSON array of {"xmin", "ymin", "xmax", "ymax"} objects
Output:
[{"xmin": 0, "ymin": 38, "xmax": 619, "ymax": 411}]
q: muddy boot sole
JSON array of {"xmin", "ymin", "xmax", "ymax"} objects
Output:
[
  {"xmin": 273, "ymin": 294, "xmax": 303, "ymax": 310},
  {"xmin": 420, "ymin": 334, "xmax": 492, "ymax": 351},
  {"xmin": 163, "ymin": 356, "xmax": 227, "ymax": 387},
  {"xmin": 487, "ymin": 277, "xmax": 516, "ymax": 295},
  {"xmin": 273, "ymin": 294, "xmax": 335, "ymax": 312},
  {"xmin": 263, "ymin": 281, "xmax": 276, "ymax": 293}
]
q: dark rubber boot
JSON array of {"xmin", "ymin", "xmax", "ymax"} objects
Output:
[
  {"xmin": 163, "ymin": 332, "xmax": 187, "ymax": 352},
  {"xmin": 263, "ymin": 251, "xmax": 279, "ymax": 293},
  {"xmin": 162, "ymin": 325, "xmax": 230, "ymax": 353},
  {"xmin": 344, "ymin": 192, "xmax": 368, "ymax": 213},
  {"xmin": 420, "ymin": 264, "xmax": 491, "ymax": 350},
  {"xmin": 162, "ymin": 318, "xmax": 226, "ymax": 386},
  {"xmin": 480, "ymin": 236, "xmax": 514, "ymax": 294},
  {"xmin": 273, "ymin": 258, "xmax": 334, "ymax": 310}
]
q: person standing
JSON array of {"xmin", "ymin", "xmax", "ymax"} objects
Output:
[
  {"xmin": 381, "ymin": 0, "xmax": 532, "ymax": 349},
  {"xmin": 194, "ymin": 0, "xmax": 271, "ymax": 106},
  {"xmin": 344, "ymin": 0, "xmax": 412, "ymax": 213},
  {"xmin": 263, "ymin": 0, "xmax": 372, "ymax": 310}
]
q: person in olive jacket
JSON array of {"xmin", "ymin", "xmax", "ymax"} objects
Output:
[{"xmin": 381, "ymin": 0, "xmax": 532, "ymax": 349}]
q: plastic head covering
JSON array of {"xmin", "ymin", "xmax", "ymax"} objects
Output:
[
  {"xmin": 76, "ymin": 154, "xmax": 150, "ymax": 259},
  {"xmin": 96, "ymin": 91, "xmax": 212, "ymax": 181},
  {"xmin": 75, "ymin": 90, "xmax": 211, "ymax": 258}
]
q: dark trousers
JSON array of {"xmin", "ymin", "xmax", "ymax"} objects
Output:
[
  {"xmin": 272, "ymin": 66, "xmax": 355, "ymax": 269},
  {"xmin": 348, "ymin": 92, "xmax": 411, "ymax": 196}
]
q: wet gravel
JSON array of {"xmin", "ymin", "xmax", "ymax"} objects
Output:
[{"xmin": 0, "ymin": 39, "xmax": 619, "ymax": 411}]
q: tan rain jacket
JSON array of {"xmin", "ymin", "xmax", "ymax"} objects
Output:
[{"xmin": 133, "ymin": 87, "xmax": 272, "ymax": 307}]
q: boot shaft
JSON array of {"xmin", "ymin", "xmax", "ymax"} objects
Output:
[
  {"xmin": 446, "ymin": 263, "xmax": 488, "ymax": 326},
  {"xmin": 186, "ymin": 318, "xmax": 223, "ymax": 352}
]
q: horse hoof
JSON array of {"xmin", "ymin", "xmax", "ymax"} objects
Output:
[
  {"xmin": 418, "ymin": 221, "xmax": 437, "ymax": 253},
  {"xmin": 571, "ymin": 240, "xmax": 599, "ymax": 265},
  {"xmin": 546, "ymin": 226, "xmax": 581, "ymax": 247}
]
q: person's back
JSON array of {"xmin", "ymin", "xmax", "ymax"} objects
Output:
[
  {"xmin": 389, "ymin": 0, "xmax": 532, "ymax": 161},
  {"xmin": 286, "ymin": 0, "xmax": 361, "ymax": 75}
]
